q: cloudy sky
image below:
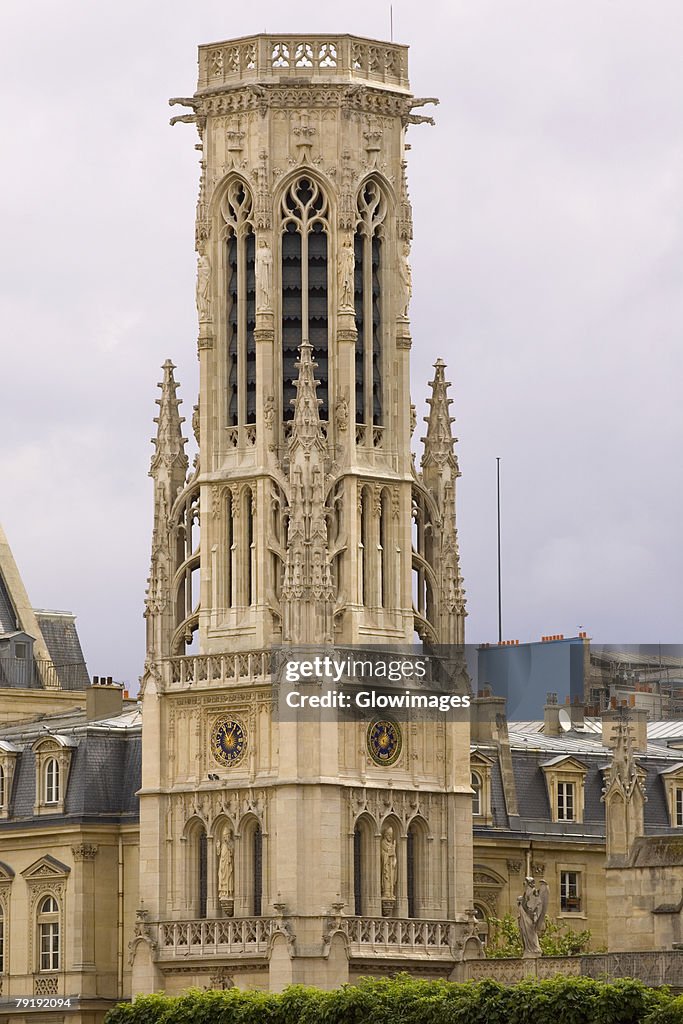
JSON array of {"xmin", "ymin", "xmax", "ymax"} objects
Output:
[{"xmin": 1, "ymin": 1, "xmax": 681, "ymax": 689}]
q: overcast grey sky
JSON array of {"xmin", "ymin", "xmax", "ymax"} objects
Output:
[{"xmin": 1, "ymin": 1, "xmax": 682, "ymax": 688}]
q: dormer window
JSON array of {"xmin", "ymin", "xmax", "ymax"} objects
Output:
[
  {"xmin": 470, "ymin": 750, "xmax": 496, "ymax": 825},
  {"xmin": 45, "ymin": 759, "xmax": 60, "ymax": 805},
  {"xmin": 471, "ymin": 771, "xmax": 482, "ymax": 816},
  {"xmin": 541, "ymin": 756, "xmax": 587, "ymax": 825},
  {"xmin": 32, "ymin": 737, "xmax": 74, "ymax": 816},
  {"xmin": 659, "ymin": 763, "xmax": 683, "ymax": 827},
  {"xmin": 557, "ymin": 781, "xmax": 575, "ymax": 821}
]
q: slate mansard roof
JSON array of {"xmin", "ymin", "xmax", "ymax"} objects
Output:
[
  {"xmin": 473, "ymin": 722, "xmax": 683, "ymax": 843},
  {"xmin": 0, "ymin": 707, "xmax": 141, "ymax": 829}
]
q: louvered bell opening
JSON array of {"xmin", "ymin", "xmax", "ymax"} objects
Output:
[
  {"xmin": 227, "ymin": 236, "xmax": 238, "ymax": 426},
  {"xmin": 372, "ymin": 236, "xmax": 382, "ymax": 425},
  {"xmin": 245, "ymin": 234, "xmax": 256, "ymax": 423},
  {"xmin": 354, "ymin": 233, "xmax": 364, "ymax": 423},
  {"xmin": 282, "ymin": 227, "xmax": 302, "ymax": 420}
]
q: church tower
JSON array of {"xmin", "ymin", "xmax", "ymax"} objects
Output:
[{"xmin": 133, "ymin": 34, "xmax": 475, "ymax": 994}]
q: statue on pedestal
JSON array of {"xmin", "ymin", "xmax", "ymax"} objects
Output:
[
  {"xmin": 517, "ymin": 876, "xmax": 549, "ymax": 957},
  {"xmin": 380, "ymin": 826, "xmax": 397, "ymax": 904}
]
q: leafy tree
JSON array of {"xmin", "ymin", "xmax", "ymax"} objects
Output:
[{"xmin": 485, "ymin": 912, "xmax": 595, "ymax": 958}]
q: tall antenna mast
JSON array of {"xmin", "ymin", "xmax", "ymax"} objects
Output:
[{"xmin": 497, "ymin": 457, "xmax": 502, "ymax": 643}]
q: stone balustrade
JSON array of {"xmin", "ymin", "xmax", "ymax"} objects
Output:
[
  {"xmin": 167, "ymin": 651, "xmax": 270, "ymax": 688},
  {"xmin": 197, "ymin": 35, "xmax": 409, "ymax": 92},
  {"xmin": 337, "ymin": 916, "xmax": 460, "ymax": 959},
  {"xmin": 157, "ymin": 918, "xmax": 275, "ymax": 959}
]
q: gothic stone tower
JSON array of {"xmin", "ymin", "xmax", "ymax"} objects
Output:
[{"xmin": 133, "ymin": 34, "xmax": 475, "ymax": 994}]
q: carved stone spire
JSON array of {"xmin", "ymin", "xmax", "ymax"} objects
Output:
[
  {"xmin": 150, "ymin": 359, "xmax": 188, "ymax": 485},
  {"xmin": 421, "ymin": 359, "xmax": 458, "ymax": 474},
  {"xmin": 282, "ymin": 343, "xmax": 335, "ymax": 643},
  {"xmin": 144, "ymin": 360, "xmax": 189, "ymax": 672},
  {"xmin": 420, "ymin": 360, "xmax": 465, "ymax": 643},
  {"xmin": 602, "ymin": 707, "xmax": 647, "ymax": 864}
]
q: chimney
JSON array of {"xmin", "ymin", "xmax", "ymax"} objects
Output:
[
  {"xmin": 570, "ymin": 696, "xmax": 585, "ymax": 729},
  {"xmin": 601, "ymin": 706, "xmax": 648, "ymax": 753},
  {"xmin": 470, "ymin": 692, "xmax": 507, "ymax": 745},
  {"xmin": 86, "ymin": 678, "xmax": 124, "ymax": 721},
  {"xmin": 544, "ymin": 692, "xmax": 561, "ymax": 737}
]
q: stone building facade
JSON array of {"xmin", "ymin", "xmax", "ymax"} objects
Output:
[{"xmin": 131, "ymin": 32, "xmax": 475, "ymax": 996}]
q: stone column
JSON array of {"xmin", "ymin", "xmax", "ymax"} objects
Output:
[{"xmin": 70, "ymin": 843, "xmax": 99, "ymax": 991}]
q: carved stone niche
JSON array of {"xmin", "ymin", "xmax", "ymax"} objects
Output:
[
  {"xmin": 0, "ymin": 741, "xmax": 18, "ymax": 819},
  {"xmin": 472, "ymin": 865, "xmax": 506, "ymax": 919}
]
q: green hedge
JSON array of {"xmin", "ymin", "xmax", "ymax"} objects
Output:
[
  {"xmin": 645, "ymin": 996, "xmax": 683, "ymax": 1024},
  {"xmin": 104, "ymin": 975, "xmax": 672, "ymax": 1024}
]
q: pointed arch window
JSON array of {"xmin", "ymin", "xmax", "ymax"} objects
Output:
[
  {"xmin": 281, "ymin": 177, "xmax": 330, "ymax": 420},
  {"xmin": 220, "ymin": 180, "xmax": 255, "ymax": 427},
  {"xmin": 253, "ymin": 824, "xmax": 263, "ymax": 916},
  {"xmin": 353, "ymin": 826, "xmax": 362, "ymax": 916},
  {"xmin": 197, "ymin": 828, "xmax": 208, "ymax": 919},
  {"xmin": 354, "ymin": 180, "xmax": 386, "ymax": 426}
]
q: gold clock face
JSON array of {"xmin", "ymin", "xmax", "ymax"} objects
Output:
[
  {"xmin": 367, "ymin": 719, "xmax": 402, "ymax": 767},
  {"xmin": 211, "ymin": 717, "xmax": 247, "ymax": 767}
]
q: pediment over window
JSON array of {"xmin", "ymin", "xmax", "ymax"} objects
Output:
[
  {"xmin": 30, "ymin": 734, "xmax": 77, "ymax": 753},
  {"xmin": 0, "ymin": 860, "xmax": 15, "ymax": 880},
  {"xmin": 470, "ymin": 748, "xmax": 496, "ymax": 768},
  {"xmin": 540, "ymin": 755, "xmax": 587, "ymax": 773},
  {"xmin": 21, "ymin": 855, "xmax": 70, "ymax": 881}
]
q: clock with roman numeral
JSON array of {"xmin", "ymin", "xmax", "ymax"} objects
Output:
[{"xmin": 211, "ymin": 717, "xmax": 247, "ymax": 767}]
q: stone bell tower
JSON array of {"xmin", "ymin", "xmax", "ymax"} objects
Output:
[{"xmin": 133, "ymin": 34, "xmax": 475, "ymax": 996}]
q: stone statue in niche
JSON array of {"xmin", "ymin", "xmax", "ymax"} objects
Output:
[
  {"xmin": 263, "ymin": 395, "xmax": 275, "ymax": 430},
  {"xmin": 517, "ymin": 876, "xmax": 549, "ymax": 957},
  {"xmin": 216, "ymin": 827, "xmax": 235, "ymax": 909},
  {"xmin": 399, "ymin": 241, "xmax": 412, "ymax": 317},
  {"xmin": 338, "ymin": 238, "xmax": 355, "ymax": 310},
  {"xmin": 335, "ymin": 389, "xmax": 349, "ymax": 431},
  {"xmin": 196, "ymin": 254, "xmax": 212, "ymax": 321},
  {"xmin": 256, "ymin": 238, "xmax": 272, "ymax": 310},
  {"xmin": 380, "ymin": 826, "xmax": 397, "ymax": 901}
]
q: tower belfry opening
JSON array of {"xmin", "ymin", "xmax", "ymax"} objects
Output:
[{"xmin": 137, "ymin": 32, "xmax": 473, "ymax": 995}]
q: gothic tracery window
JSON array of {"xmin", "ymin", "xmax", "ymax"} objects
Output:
[
  {"xmin": 173, "ymin": 487, "xmax": 201, "ymax": 652},
  {"xmin": 281, "ymin": 177, "xmax": 329, "ymax": 419},
  {"xmin": 354, "ymin": 179, "xmax": 386, "ymax": 427},
  {"xmin": 221, "ymin": 179, "xmax": 255, "ymax": 427}
]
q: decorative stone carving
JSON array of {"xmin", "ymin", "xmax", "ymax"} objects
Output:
[
  {"xmin": 380, "ymin": 825, "xmax": 397, "ymax": 903},
  {"xmin": 256, "ymin": 238, "xmax": 272, "ymax": 311},
  {"xmin": 196, "ymin": 254, "xmax": 211, "ymax": 322},
  {"xmin": 209, "ymin": 969, "xmax": 234, "ymax": 990},
  {"xmin": 517, "ymin": 877, "xmax": 549, "ymax": 958},
  {"xmin": 335, "ymin": 389, "xmax": 349, "ymax": 431},
  {"xmin": 72, "ymin": 844, "xmax": 98, "ymax": 862},
  {"xmin": 338, "ymin": 238, "xmax": 355, "ymax": 310},
  {"xmin": 399, "ymin": 241, "xmax": 412, "ymax": 317},
  {"xmin": 263, "ymin": 395, "xmax": 275, "ymax": 431},
  {"xmin": 128, "ymin": 907, "xmax": 158, "ymax": 966},
  {"xmin": 216, "ymin": 826, "xmax": 235, "ymax": 914}
]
